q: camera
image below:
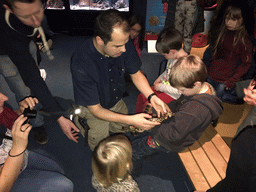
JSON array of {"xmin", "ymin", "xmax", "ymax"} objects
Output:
[{"xmin": 23, "ymin": 107, "xmax": 37, "ymax": 125}]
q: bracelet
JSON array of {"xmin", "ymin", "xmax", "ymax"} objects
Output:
[
  {"xmin": 8, "ymin": 148, "xmax": 26, "ymax": 157},
  {"xmin": 147, "ymin": 93, "xmax": 157, "ymax": 103}
]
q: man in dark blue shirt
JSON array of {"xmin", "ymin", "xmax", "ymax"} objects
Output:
[{"xmin": 71, "ymin": 9, "xmax": 169, "ymax": 150}]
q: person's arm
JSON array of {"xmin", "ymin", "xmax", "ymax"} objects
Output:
[
  {"xmin": 4, "ymin": 39, "xmax": 80, "ymax": 142},
  {"xmin": 226, "ymin": 38, "xmax": 253, "ymax": 89},
  {"xmin": 0, "ymin": 115, "xmax": 32, "ymax": 192},
  {"xmin": 157, "ymin": 83, "xmax": 181, "ymax": 100},
  {"xmin": 131, "ymin": 70, "xmax": 170, "ymax": 117},
  {"xmin": 87, "ymin": 104, "xmax": 160, "ymax": 129}
]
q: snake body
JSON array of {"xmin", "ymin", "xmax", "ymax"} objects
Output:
[{"xmin": 123, "ymin": 104, "xmax": 174, "ymax": 136}]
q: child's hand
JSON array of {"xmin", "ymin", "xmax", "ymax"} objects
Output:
[
  {"xmin": 18, "ymin": 97, "xmax": 39, "ymax": 114},
  {"xmin": 243, "ymin": 79, "xmax": 256, "ymax": 105},
  {"xmin": 153, "ymin": 77, "xmax": 161, "ymax": 86},
  {"xmin": 154, "ymin": 83, "xmax": 160, "ymax": 91}
]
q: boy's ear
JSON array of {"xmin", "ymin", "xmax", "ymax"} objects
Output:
[
  {"xmin": 3, "ymin": 4, "xmax": 13, "ymax": 13},
  {"xmin": 194, "ymin": 81, "xmax": 202, "ymax": 87},
  {"xmin": 95, "ymin": 36, "xmax": 105, "ymax": 46},
  {"xmin": 169, "ymin": 49, "xmax": 176, "ymax": 55}
]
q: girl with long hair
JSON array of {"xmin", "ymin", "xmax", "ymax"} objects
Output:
[{"xmin": 205, "ymin": 4, "xmax": 253, "ymax": 104}]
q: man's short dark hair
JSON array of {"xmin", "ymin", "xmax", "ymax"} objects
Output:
[
  {"xmin": 5, "ymin": 0, "xmax": 36, "ymax": 9},
  {"xmin": 94, "ymin": 9, "xmax": 130, "ymax": 44},
  {"xmin": 156, "ymin": 28, "xmax": 183, "ymax": 54}
]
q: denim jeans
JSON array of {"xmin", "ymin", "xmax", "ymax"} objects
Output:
[
  {"xmin": 207, "ymin": 77, "xmax": 238, "ymax": 103},
  {"xmin": 131, "ymin": 133, "xmax": 170, "ymax": 177},
  {"xmin": 11, "ymin": 151, "xmax": 73, "ymax": 192}
]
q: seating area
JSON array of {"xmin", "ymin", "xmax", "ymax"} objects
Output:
[{"xmin": 179, "ymin": 125, "xmax": 230, "ymax": 191}]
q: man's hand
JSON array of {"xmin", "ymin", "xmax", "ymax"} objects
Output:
[
  {"xmin": 150, "ymin": 95, "xmax": 170, "ymax": 117},
  {"xmin": 58, "ymin": 116, "xmax": 80, "ymax": 143},
  {"xmin": 243, "ymin": 79, "xmax": 256, "ymax": 106},
  {"xmin": 16, "ymin": 97, "xmax": 39, "ymax": 115},
  {"xmin": 129, "ymin": 113, "xmax": 160, "ymax": 131}
]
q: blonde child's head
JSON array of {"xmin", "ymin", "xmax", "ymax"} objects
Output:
[
  {"xmin": 92, "ymin": 134, "xmax": 133, "ymax": 188},
  {"xmin": 169, "ymin": 55, "xmax": 208, "ymax": 93}
]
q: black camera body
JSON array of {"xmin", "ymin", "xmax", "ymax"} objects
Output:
[{"xmin": 23, "ymin": 107, "xmax": 37, "ymax": 124}]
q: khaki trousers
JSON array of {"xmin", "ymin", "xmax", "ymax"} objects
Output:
[{"xmin": 79, "ymin": 99, "xmax": 128, "ymax": 150}]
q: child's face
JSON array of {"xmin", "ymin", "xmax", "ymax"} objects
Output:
[
  {"xmin": 225, "ymin": 17, "xmax": 242, "ymax": 31},
  {"xmin": 129, "ymin": 23, "xmax": 141, "ymax": 39},
  {"xmin": 162, "ymin": 50, "xmax": 177, "ymax": 60}
]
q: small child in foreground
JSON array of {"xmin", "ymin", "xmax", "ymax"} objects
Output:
[{"xmin": 92, "ymin": 134, "xmax": 140, "ymax": 192}]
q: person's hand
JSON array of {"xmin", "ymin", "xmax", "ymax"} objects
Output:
[
  {"xmin": 11, "ymin": 115, "xmax": 32, "ymax": 154},
  {"xmin": 57, "ymin": 116, "xmax": 80, "ymax": 143},
  {"xmin": 18, "ymin": 97, "xmax": 39, "ymax": 114},
  {"xmin": 225, "ymin": 79, "xmax": 235, "ymax": 90},
  {"xmin": 150, "ymin": 95, "xmax": 170, "ymax": 117},
  {"xmin": 243, "ymin": 79, "xmax": 256, "ymax": 105},
  {"xmin": 153, "ymin": 77, "xmax": 161, "ymax": 86},
  {"xmin": 129, "ymin": 113, "xmax": 160, "ymax": 131},
  {"xmin": 153, "ymin": 83, "xmax": 161, "ymax": 91}
]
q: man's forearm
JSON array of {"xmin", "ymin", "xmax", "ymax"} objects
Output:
[
  {"xmin": 131, "ymin": 70, "xmax": 154, "ymax": 98},
  {"xmin": 87, "ymin": 104, "xmax": 132, "ymax": 125}
]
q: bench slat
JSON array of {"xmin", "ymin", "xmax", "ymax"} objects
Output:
[
  {"xmin": 179, "ymin": 148, "xmax": 210, "ymax": 191},
  {"xmin": 198, "ymin": 131, "xmax": 227, "ymax": 179},
  {"xmin": 204, "ymin": 127, "xmax": 231, "ymax": 162},
  {"xmin": 189, "ymin": 140, "xmax": 222, "ymax": 187}
]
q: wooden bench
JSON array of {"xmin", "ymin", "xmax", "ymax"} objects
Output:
[{"xmin": 178, "ymin": 125, "xmax": 231, "ymax": 191}]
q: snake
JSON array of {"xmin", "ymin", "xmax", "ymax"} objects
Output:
[{"xmin": 123, "ymin": 104, "xmax": 175, "ymax": 136}]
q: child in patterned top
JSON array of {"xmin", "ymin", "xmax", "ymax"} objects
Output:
[
  {"xmin": 135, "ymin": 28, "xmax": 187, "ymax": 113},
  {"xmin": 92, "ymin": 134, "xmax": 140, "ymax": 192}
]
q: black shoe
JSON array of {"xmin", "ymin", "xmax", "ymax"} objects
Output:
[{"xmin": 33, "ymin": 126, "xmax": 48, "ymax": 144}]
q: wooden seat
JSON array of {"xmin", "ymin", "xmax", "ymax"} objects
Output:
[{"xmin": 178, "ymin": 125, "xmax": 231, "ymax": 191}]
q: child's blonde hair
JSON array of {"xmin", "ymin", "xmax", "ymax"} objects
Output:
[
  {"xmin": 92, "ymin": 134, "xmax": 133, "ymax": 188},
  {"xmin": 169, "ymin": 55, "xmax": 208, "ymax": 88}
]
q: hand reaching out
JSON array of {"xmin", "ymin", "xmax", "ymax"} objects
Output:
[
  {"xmin": 129, "ymin": 113, "xmax": 160, "ymax": 131},
  {"xmin": 150, "ymin": 95, "xmax": 170, "ymax": 117},
  {"xmin": 243, "ymin": 79, "xmax": 256, "ymax": 105},
  {"xmin": 58, "ymin": 116, "xmax": 80, "ymax": 143},
  {"xmin": 17, "ymin": 97, "xmax": 39, "ymax": 115}
]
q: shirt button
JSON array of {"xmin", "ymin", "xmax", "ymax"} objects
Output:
[
  {"xmin": 111, "ymin": 79, "xmax": 113, "ymax": 81},
  {"xmin": 116, "ymin": 97, "xmax": 118, "ymax": 99},
  {"xmin": 114, "ymin": 89, "xmax": 116, "ymax": 91},
  {"xmin": 109, "ymin": 69, "xmax": 111, "ymax": 71}
]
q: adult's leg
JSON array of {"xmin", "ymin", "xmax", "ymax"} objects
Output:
[
  {"xmin": 0, "ymin": 55, "xmax": 31, "ymax": 102},
  {"xmin": 183, "ymin": 0, "xmax": 197, "ymax": 54},
  {"xmin": 174, "ymin": 0, "xmax": 185, "ymax": 44},
  {"xmin": 11, "ymin": 151, "xmax": 73, "ymax": 192},
  {"xmin": 109, "ymin": 99, "xmax": 128, "ymax": 133},
  {"xmin": 78, "ymin": 106, "xmax": 111, "ymax": 150}
]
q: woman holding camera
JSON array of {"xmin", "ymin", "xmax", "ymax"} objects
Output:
[{"xmin": 0, "ymin": 92, "xmax": 73, "ymax": 192}]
